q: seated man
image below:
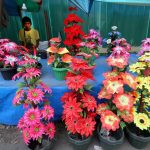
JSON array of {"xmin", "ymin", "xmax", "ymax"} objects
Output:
[{"xmin": 19, "ymin": 16, "xmax": 40, "ymax": 54}]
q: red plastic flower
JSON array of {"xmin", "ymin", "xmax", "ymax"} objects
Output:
[
  {"xmin": 30, "ymin": 123, "xmax": 44, "ymax": 140},
  {"xmin": 63, "ymin": 97, "xmax": 82, "ymax": 119},
  {"xmin": 81, "ymin": 93, "xmax": 97, "ymax": 111},
  {"xmin": 80, "ymin": 69, "xmax": 95, "ymax": 80},
  {"xmin": 62, "ymin": 53, "xmax": 72, "ymax": 63},
  {"xmin": 45, "ymin": 122, "xmax": 56, "ymax": 140},
  {"xmin": 79, "ymin": 118, "xmax": 96, "ymax": 137},
  {"xmin": 120, "ymin": 72, "xmax": 137, "ymax": 90},
  {"xmin": 100, "ymin": 110, "xmax": 120, "ymax": 131},
  {"xmin": 66, "ymin": 75, "xmax": 86, "ymax": 91},
  {"xmin": 22, "ymin": 68, "xmax": 41, "ymax": 79},
  {"xmin": 113, "ymin": 93, "xmax": 134, "ymax": 111},
  {"xmin": 27, "ymin": 88, "xmax": 44, "ymax": 104},
  {"xmin": 47, "ymin": 55, "xmax": 55, "ymax": 65},
  {"xmin": 103, "ymin": 79, "xmax": 124, "ymax": 94},
  {"xmin": 64, "ymin": 14, "xmax": 83, "ymax": 25},
  {"xmin": 61, "ymin": 92, "xmax": 76, "ymax": 103},
  {"xmin": 68, "ymin": 6, "xmax": 77, "ymax": 11},
  {"xmin": 24, "ymin": 108, "xmax": 41, "ymax": 126},
  {"xmin": 121, "ymin": 111, "xmax": 134, "ymax": 123}
]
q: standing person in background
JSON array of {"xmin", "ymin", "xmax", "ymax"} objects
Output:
[{"xmin": 19, "ymin": 16, "xmax": 40, "ymax": 55}]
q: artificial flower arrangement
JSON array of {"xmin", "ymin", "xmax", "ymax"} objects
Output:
[
  {"xmin": 77, "ymin": 29, "xmax": 102, "ymax": 66},
  {"xmin": 64, "ymin": 6, "xmax": 85, "ymax": 55},
  {"xmin": 96, "ymin": 43, "xmax": 137, "ymax": 148},
  {"xmin": 61, "ymin": 57, "xmax": 97, "ymax": 149},
  {"xmin": 0, "ymin": 39, "xmax": 30, "ymax": 80},
  {"xmin": 103, "ymin": 26, "xmax": 131, "ymax": 54},
  {"xmin": 13, "ymin": 54, "xmax": 56, "ymax": 149},
  {"xmin": 127, "ymin": 38, "xmax": 150, "ymax": 148},
  {"xmin": 47, "ymin": 37, "xmax": 72, "ymax": 80}
]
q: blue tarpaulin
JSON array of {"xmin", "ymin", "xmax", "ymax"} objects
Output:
[{"xmin": 0, "ymin": 54, "xmax": 138, "ymax": 125}]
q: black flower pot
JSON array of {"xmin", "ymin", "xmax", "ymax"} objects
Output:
[
  {"xmin": 97, "ymin": 124, "xmax": 124, "ymax": 150},
  {"xmin": 67, "ymin": 133, "xmax": 92, "ymax": 150},
  {"xmin": 38, "ymin": 50, "xmax": 47, "ymax": 59},
  {"xmin": 125, "ymin": 124, "xmax": 150, "ymax": 149},
  {"xmin": 0, "ymin": 67, "xmax": 17, "ymax": 80},
  {"xmin": 37, "ymin": 62, "xmax": 42, "ymax": 70},
  {"xmin": 28, "ymin": 138, "xmax": 55, "ymax": 150}
]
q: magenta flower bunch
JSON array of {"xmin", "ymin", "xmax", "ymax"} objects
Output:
[{"xmin": 13, "ymin": 54, "xmax": 55, "ymax": 146}]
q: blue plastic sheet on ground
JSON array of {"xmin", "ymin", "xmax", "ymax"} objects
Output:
[{"xmin": 0, "ymin": 54, "xmax": 138, "ymax": 125}]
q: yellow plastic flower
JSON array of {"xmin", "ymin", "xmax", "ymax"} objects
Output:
[
  {"xmin": 134, "ymin": 113, "xmax": 150, "ymax": 130},
  {"xmin": 139, "ymin": 52, "xmax": 150, "ymax": 62},
  {"xmin": 143, "ymin": 97, "xmax": 150, "ymax": 105},
  {"xmin": 129, "ymin": 62, "xmax": 146, "ymax": 74}
]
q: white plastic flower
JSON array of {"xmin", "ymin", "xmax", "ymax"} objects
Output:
[
  {"xmin": 111, "ymin": 26, "xmax": 118, "ymax": 30},
  {"xmin": 107, "ymin": 39, "xmax": 111, "ymax": 44}
]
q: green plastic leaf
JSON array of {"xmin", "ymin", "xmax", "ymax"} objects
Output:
[
  {"xmin": 120, "ymin": 121, "xmax": 126, "ymax": 129},
  {"xmin": 79, "ymin": 89, "xmax": 84, "ymax": 94},
  {"xmin": 37, "ymin": 137, "xmax": 42, "ymax": 143},
  {"xmin": 17, "ymin": 82, "xmax": 26, "ymax": 88},
  {"xmin": 84, "ymin": 85, "xmax": 93, "ymax": 91},
  {"xmin": 117, "ymin": 110, "xmax": 121, "ymax": 116}
]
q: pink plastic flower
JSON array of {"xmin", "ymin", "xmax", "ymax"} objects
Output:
[
  {"xmin": 4, "ymin": 55, "xmax": 18, "ymax": 67},
  {"xmin": 113, "ymin": 93, "xmax": 134, "ymax": 111},
  {"xmin": 45, "ymin": 122, "xmax": 56, "ymax": 140},
  {"xmin": 101, "ymin": 110, "xmax": 120, "ymax": 131},
  {"xmin": 39, "ymin": 82, "xmax": 52, "ymax": 93},
  {"xmin": 27, "ymin": 88, "xmax": 44, "ymax": 104},
  {"xmin": 22, "ymin": 128, "xmax": 31, "ymax": 145},
  {"xmin": 13, "ymin": 89, "xmax": 25, "ymax": 105},
  {"xmin": 98, "ymin": 87, "xmax": 112, "ymax": 99},
  {"xmin": 18, "ymin": 56, "xmax": 37, "ymax": 65},
  {"xmin": 12, "ymin": 72, "xmax": 24, "ymax": 80},
  {"xmin": 17, "ymin": 117, "xmax": 25, "ymax": 129},
  {"xmin": 96, "ymin": 103, "xmax": 109, "ymax": 115},
  {"xmin": 0, "ymin": 39, "xmax": 10, "ymax": 44},
  {"xmin": 24, "ymin": 108, "xmax": 41, "ymax": 126},
  {"xmin": 41, "ymin": 105, "xmax": 54, "ymax": 120},
  {"xmin": 30, "ymin": 123, "xmax": 44, "ymax": 140},
  {"xmin": 22, "ymin": 68, "xmax": 41, "ymax": 79},
  {"xmin": 0, "ymin": 42, "xmax": 18, "ymax": 52}
]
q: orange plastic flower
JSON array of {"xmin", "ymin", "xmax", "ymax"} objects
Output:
[
  {"xmin": 121, "ymin": 111, "xmax": 134, "ymax": 123},
  {"xmin": 48, "ymin": 55, "xmax": 55, "ymax": 65},
  {"xmin": 49, "ymin": 37, "xmax": 61, "ymax": 43},
  {"xmin": 57, "ymin": 47, "xmax": 69, "ymax": 54},
  {"xmin": 113, "ymin": 93, "xmax": 134, "ymax": 111},
  {"xmin": 100, "ymin": 110, "xmax": 120, "ymax": 131},
  {"xmin": 103, "ymin": 71, "xmax": 118, "ymax": 80},
  {"xmin": 47, "ymin": 46, "xmax": 58, "ymax": 53},
  {"xmin": 62, "ymin": 54, "xmax": 72, "ymax": 63},
  {"xmin": 103, "ymin": 79, "xmax": 124, "ymax": 94},
  {"xmin": 98, "ymin": 87, "xmax": 112, "ymax": 99},
  {"xmin": 96, "ymin": 103, "xmax": 109, "ymax": 115},
  {"xmin": 120, "ymin": 72, "xmax": 137, "ymax": 90}
]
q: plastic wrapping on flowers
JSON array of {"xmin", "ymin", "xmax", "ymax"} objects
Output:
[{"xmin": 12, "ymin": 52, "xmax": 56, "ymax": 146}]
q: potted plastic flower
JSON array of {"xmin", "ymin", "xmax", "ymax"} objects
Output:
[
  {"xmin": 103, "ymin": 26, "xmax": 131, "ymax": 54},
  {"xmin": 77, "ymin": 29, "xmax": 102, "ymax": 66},
  {"xmin": 127, "ymin": 38, "xmax": 150, "ymax": 149},
  {"xmin": 96, "ymin": 47, "xmax": 137, "ymax": 149},
  {"xmin": 64, "ymin": 7, "xmax": 85, "ymax": 55},
  {"xmin": 13, "ymin": 54, "xmax": 56, "ymax": 150},
  {"xmin": 61, "ymin": 57, "xmax": 97, "ymax": 150},
  {"xmin": 0, "ymin": 39, "xmax": 20, "ymax": 80},
  {"xmin": 47, "ymin": 37, "xmax": 72, "ymax": 80}
]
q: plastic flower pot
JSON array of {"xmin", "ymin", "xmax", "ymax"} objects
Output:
[
  {"xmin": 125, "ymin": 124, "xmax": 150, "ymax": 149},
  {"xmin": 28, "ymin": 137, "xmax": 56, "ymax": 150},
  {"xmin": 67, "ymin": 133, "xmax": 92, "ymax": 150},
  {"xmin": 52, "ymin": 67, "xmax": 68, "ymax": 81},
  {"xmin": 0, "ymin": 67, "xmax": 17, "ymax": 80},
  {"xmin": 97, "ymin": 124, "xmax": 124, "ymax": 150}
]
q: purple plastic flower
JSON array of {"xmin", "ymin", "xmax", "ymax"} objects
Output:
[{"xmin": 138, "ymin": 38, "xmax": 150, "ymax": 55}]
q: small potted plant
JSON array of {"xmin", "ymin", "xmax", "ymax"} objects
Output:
[
  {"xmin": 127, "ymin": 38, "xmax": 150, "ymax": 149},
  {"xmin": 64, "ymin": 7, "xmax": 85, "ymax": 55},
  {"xmin": 13, "ymin": 55, "xmax": 56, "ymax": 150},
  {"xmin": 77, "ymin": 29, "xmax": 102, "ymax": 66},
  {"xmin": 0, "ymin": 39, "xmax": 20, "ymax": 80},
  {"xmin": 47, "ymin": 37, "xmax": 72, "ymax": 80},
  {"xmin": 103, "ymin": 26, "xmax": 131, "ymax": 54},
  {"xmin": 96, "ymin": 47, "xmax": 137, "ymax": 149},
  {"xmin": 61, "ymin": 57, "xmax": 97, "ymax": 150}
]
